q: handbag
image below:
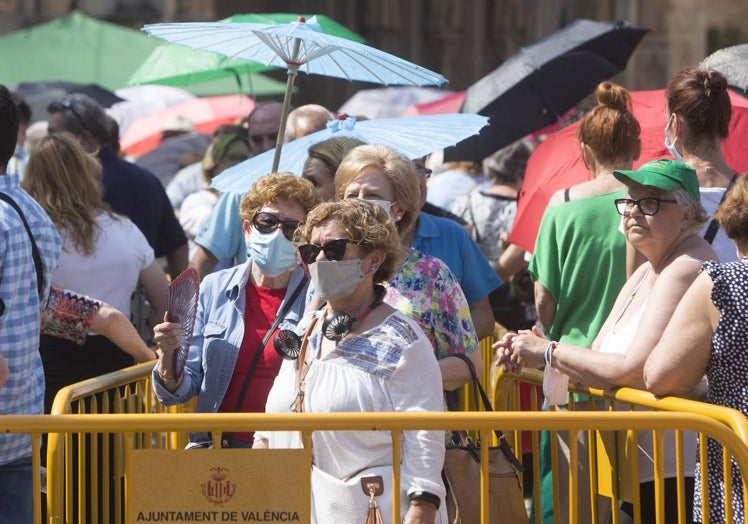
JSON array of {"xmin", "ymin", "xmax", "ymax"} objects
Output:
[{"xmin": 443, "ymin": 353, "xmax": 528, "ymax": 523}]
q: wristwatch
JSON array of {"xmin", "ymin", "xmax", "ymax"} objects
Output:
[{"xmin": 408, "ymin": 490, "xmax": 441, "ymax": 510}]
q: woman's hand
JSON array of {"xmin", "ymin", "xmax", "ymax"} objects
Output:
[
  {"xmin": 493, "ymin": 331, "xmax": 519, "ymax": 372},
  {"xmin": 510, "ymin": 325, "xmax": 549, "ymax": 369},
  {"xmin": 153, "ymin": 312, "xmax": 182, "ymax": 359},
  {"xmin": 403, "ymin": 501, "xmax": 437, "ymax": 524},
  {"xmin": 153, "ymin": 312, "xmax": 184, "ymax": 391}
]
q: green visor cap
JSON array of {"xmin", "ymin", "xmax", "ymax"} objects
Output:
[{"xmin": 613, "ymin": 158, "xmax": 700, "ymax": 205}]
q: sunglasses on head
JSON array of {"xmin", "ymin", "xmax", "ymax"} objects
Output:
[
  {"xmin": 297, "ymin": 238, "xmax": 359, "ymax": 265},
  {"xmin": 53, "ymin": 98, "xmax": 91, "ymax": 134},
  {"xmin": 252, "ymin": 212, "xmax": 300, "ymax": 241}
]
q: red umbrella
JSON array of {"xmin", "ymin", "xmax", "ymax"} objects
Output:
[
  {"xmin": 120, "ymin": 94, "xmax": 254, "ymax": 157},
  {"xmin": 509, "ymin": 88, "xmax": 748, "ymax": 253},
  {"xmin": 400, "ymin": 90, "xmax": 465, "ymax": 116}
]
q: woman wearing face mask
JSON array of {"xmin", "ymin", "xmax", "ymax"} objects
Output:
[
  {"xmin": 664, "ymin": 66, "xmax": 739, "ymax": 263},
  {"xmin": 257, "ymin": 199, "xmax": 447, "ymax": 524},
  {"xmin": 152, "ymin": 173, "xmax": 318, "ymax": 448},
  {"xmin": 334, "ymin": 144, "xmax": 482, "ymax": 392}
]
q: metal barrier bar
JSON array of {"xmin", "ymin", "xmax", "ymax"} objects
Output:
[
  {"xmin": 46, "ymin": 362, "xmax": 186, "ymax": 523},
  {"xmin": 494, "ymin": 368, "xmax": 748, "ymax": 524},
  {"xmin": 4, "ymin": 411, "xmax": 748, "ymax": 523}
]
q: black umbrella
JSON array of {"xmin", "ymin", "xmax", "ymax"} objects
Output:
[
  {"xmin": 444, "ymin": 19, "xmax": 649, "ymax": 162},
  {"xmin": 134, "ymin": 132, "xmax": 210, "ymax": 187},
  {"xmin": 13, "ymin": 81, "xmax": 125, "ymax": 122}
]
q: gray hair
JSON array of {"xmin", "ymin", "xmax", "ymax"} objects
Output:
[
  {"xmin": 284, "ymin": 104, "xmax": 334, "ymax": 143},
  {"xmin": 673, "ymin": 187, "xmax": 709, "ymax": 231}
]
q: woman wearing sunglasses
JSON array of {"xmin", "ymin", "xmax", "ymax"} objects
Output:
[
  {"xmin": 496, "ymin": 158, "xmax": 716, "ymax": 522},
  {"xmin": 152, "ymin": 173, "xmax": 318, "ymax": 448},
  {"xmin": 257, "ymin": 199, "xmax": 447, "ymax": 523}
]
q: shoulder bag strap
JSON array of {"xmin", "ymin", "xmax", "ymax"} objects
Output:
[
  {"xmin": 451, "ymin": 352, "xmax": 525, "ymax": 472},
  {"xmin": 0, "ymin": 191, "xmax": 43, "ymax": 296},
  {"xmin": 703, "ymin": 174, "xmax": 738, "ymax": 245},
  {"xmin": 465, "ymin": 183, "xmax": 483, "ymax": 244},
  {"xmin": 231, "ymin": 276, "xmax": 307, "ymax": 413}
]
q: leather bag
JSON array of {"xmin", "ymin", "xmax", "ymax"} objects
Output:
[{"xmin": 443, "ymin": 354, "xmax": 528, "ymax": 523}]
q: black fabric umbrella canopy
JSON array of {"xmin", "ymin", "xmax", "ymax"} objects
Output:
[
  {"xmin": 13, "ymin": 81, "xmax": 125, "ymax": 122},
  {"xmin": 444, "ymin": 19, "xmax": 649, "ymax": 162}
]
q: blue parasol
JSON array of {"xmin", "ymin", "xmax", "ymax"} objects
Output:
[{"xmin": 211, "ymin": 113, "xmax": 488, "ymax": 194}]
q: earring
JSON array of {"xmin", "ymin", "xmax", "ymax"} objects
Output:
[{"xmin": 370, "ymin": 265, "xmax": 378, "ymax": 272}]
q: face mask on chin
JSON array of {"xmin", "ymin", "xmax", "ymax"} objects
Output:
[
  {"xmin": 246, "ymin": 228, "xmax": 297, "ymax": 277},
  {"xmin": 664, "ymin": 115, "xmax": 684, "ymax": 163},
  {"xmin": 309, "ymin": 258, "xmax": 366, "ymax": 301}
]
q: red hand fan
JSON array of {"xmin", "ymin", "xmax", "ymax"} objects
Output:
[{"xmin": 167, "ymin": 267, "xmax": 200, "ymax": 380}]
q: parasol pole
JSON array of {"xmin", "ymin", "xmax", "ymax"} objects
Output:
[{"xmin": 271, "ymin": 36, "xmax": 302, "ymax": 173}]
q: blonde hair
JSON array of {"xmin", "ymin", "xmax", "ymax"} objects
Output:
[
  {"xmin": 300, "ymin": 199, "xmax": 401, "ymax": 283},
  {"xmin": 22, "ymin": 132, "xmax": 111, "ymax": 255},
  {"xmin": 713, "ymin": 173, "xmax": 748, "ymax": 242},
  {"xmin": 334, "ymin": 144, "xmax": 420, "ymax": 236}
]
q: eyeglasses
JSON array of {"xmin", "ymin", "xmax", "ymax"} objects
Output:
[
  {"xmin": 53, "ymin": 98, "xmax": 91, "ymax": 134},
  {"xmin": 614, "ymin": 197, "xmax": 678, "ymax": 216},
  {"xmin": 252, "ymin": 212, "xmax": 301, "ymax": 241},
  {"xmin": 297, "ymin": 238, "xmax": 358, "ymax": 265}
]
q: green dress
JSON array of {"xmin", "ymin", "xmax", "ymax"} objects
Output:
[{"xmin": 527, "ymin": 190, "xmax": 627, "ymax": 523}]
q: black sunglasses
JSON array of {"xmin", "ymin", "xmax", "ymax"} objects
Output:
[
  {"xmin": 614, "ymin": 197, "xmax": 678, "ymax": 217},
  {"xmin": 297, "ymin": 238, "xmax": 358, "ymax": 265},
  {"xmin": 252, "ymin": 212, "xmax": 300, "ymax": 241},
  {"xmin": 53, "ymin": 98, "xmax": 91, "ymax": 134}
]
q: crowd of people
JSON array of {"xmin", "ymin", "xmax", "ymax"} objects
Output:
[{"xmin": 0, "ymin": 60, "xmax": 746, "ymax": 523}]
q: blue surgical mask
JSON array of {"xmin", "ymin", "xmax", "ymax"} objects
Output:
[
  {"xmin": 664, "ymin": 116, "xmax": 684, "ymax": 162},
  {"xmin": 246, "ymin": 228, "xmax": 297, "ymax": 277}
]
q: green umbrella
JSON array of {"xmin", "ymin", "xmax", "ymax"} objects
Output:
[
  {"xmin": 127, "ymin": 13, "xmax": 364, "ymax": 94},
  {"xmin": 0, "ymin": 10, "xmax": 162, "ymax": 91}
]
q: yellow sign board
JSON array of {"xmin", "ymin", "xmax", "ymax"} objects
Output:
[{"xmin": 127, "ymin": 449, "xmax": 311, "ymax": 523}]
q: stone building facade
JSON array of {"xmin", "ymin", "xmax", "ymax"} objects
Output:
[{"xmin": 0, "ymin": 0, "xmax": 745, "ymax": 111}]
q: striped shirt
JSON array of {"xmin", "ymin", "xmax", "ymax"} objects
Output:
[{"xmin": 0, "ymin": 173, "xmax": 60, "ymax": 465}]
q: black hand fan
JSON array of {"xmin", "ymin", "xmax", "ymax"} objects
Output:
[{"xmin": 167, "ymin": 267, "xmax": 200, "ymax": 380}]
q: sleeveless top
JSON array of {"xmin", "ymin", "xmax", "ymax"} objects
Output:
[
  {"xmin": 597, "ymin": 259, "xmax": 703, "ymax": 483},
  {"xmin": 695, "ymin": 259, "xmax": 748, "ymax": 523}
]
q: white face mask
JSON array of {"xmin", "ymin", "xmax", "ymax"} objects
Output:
[
  {"xmin": 365, "ymin": 199, "xmax": 393, "ymax": 219},
  {"xmin": 310, "ymin": 258, "xmax": 365, "ymax": 301},
  {"xmin": 245, "ymin": 228, "xmax": 297, "ymax": 277},
  {"xmin": 664, "ymin": 115, "xmax": 684, "ymax": 162}
]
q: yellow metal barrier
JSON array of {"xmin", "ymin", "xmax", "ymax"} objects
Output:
[
  {"xmin": 46, "ymin": 362, "xmax": 191, "ymax": 523},
  {"xmin": 494, "ymin": 368, "xmax": 748, "ymax": 524},
  {"xmin": 4, "ymin": 411, "xmax": 748, "ymax": 523}
]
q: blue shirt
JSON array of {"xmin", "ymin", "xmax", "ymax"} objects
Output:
[
  {"xmin": 194, "ymin": 192, "xmax": 246, "ymax": 266},
  {"xmin": 99, "ymin": 147, "xmax": 187, "ymax": 259},
  {"xmin": 0, "ymin": 174, "xmax": 61, "ymax": 464},
  {"xmin": 413, "ymin": 212, "xmax": 501, "ymax": 304},
  {"xmin": 152, "ymin": 260, "xmax": 308, "ymax": 444}
]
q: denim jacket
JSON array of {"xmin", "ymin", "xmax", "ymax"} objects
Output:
[{"xmin": 152, "ymin": 260, "xmax": 308, "ymax": 443}]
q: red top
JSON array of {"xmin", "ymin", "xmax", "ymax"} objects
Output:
[{"xmin": 219, "ymin": 280, "xmax": 285, "ymax": 443}]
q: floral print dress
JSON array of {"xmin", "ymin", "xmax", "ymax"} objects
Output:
[{"xmin": 385, "ymin": 249, "xmax": 478, "ymax": 359}]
